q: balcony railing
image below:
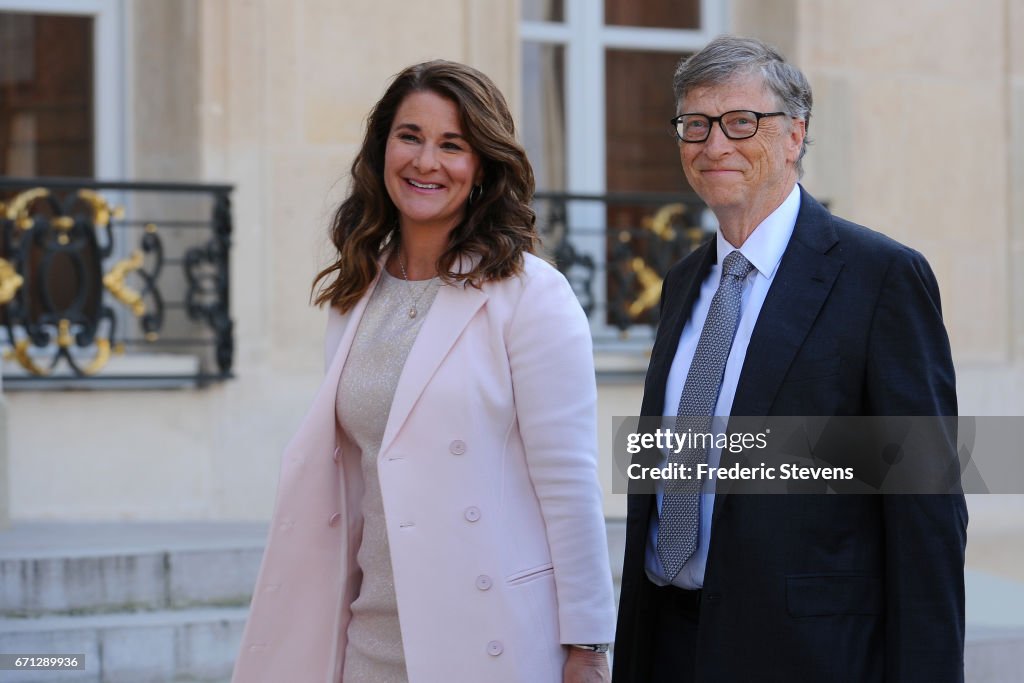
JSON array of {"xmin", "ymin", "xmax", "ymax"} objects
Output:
[
  {"xmin": 0, "ymin": 177, "xmax": 234, "ymax": 389},
  {"xmin": 534, "ymin": 190, "xmax": 712, "ymax": 348},
  {"xmin": 0, "ymin": 182, "xmax": 701, "ymax": 387}
]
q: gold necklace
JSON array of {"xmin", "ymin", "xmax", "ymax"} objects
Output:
[{"xmin": 397, "ymin": 255, "xmax": 437, "ymax": 319}]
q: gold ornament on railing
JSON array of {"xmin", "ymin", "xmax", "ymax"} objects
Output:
[
  {"xmin": 643, "ymin": 202, "xmax": 684, "ymax": 241},
  {"xmin": 76, "ymin": 189, "xmax": 122, "ymax": 227},
  {"xmin": 623, "ymin": 202, "xmax": 691, "ymax": 320},
  {"xmin": 1, "ymin": 187, "xmax": 129, "ymax": 376},
  {"xmin": 0, "ymin": 257, "xmax": 23, "ymax": 305},
  {"xmin": 628, "ymin": 257, "xmax": 664, "ymax": 319},
  {"xmin": 4, "ymin": 187, "xmax": 49, "ymax": 231},
  {"xmin": 103, "ymin": 250, "xmax": 147, "ymax": 317},
  {"xmin": 9, "ymin": 339, "xmax": 48, "ymax": 376}
]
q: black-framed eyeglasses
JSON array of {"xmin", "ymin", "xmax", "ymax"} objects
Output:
[{"xmin": 670, "ymin": 110, "xmax": 788, "ymax": 143}]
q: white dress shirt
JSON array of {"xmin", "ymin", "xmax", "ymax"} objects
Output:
[{"xmin": 645, "ymin": 183, "xmax": 801, "ymax": 590}]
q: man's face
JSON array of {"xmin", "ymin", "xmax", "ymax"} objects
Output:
[{"xmin": 678, "ymin": 73, "xmax": 805, "ymax": 217}]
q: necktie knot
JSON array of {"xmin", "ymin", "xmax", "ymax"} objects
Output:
[{"xmin": 722, "ymin": 250, "xmax": 754, "ymax": 280}]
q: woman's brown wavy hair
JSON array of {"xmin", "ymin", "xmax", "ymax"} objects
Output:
[{"xmin": 312, "ymin": 60, "xmax": 538, "ymax": 312}]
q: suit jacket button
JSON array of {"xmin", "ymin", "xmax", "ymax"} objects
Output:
[
  {"xmin": 487, "ymin": 640, "xmax": 503, "ymax": 656},
  {"xmin": 464, "ymin": 506, "xmax": 481, "ymax": 522},
  {"xmin": 332, "ymin": 447, "xmax": 340, "ymax": 463},
  {"xmin": 328, "ymin": 513, "xmax": 342, "ymax": 527},
  {"xmin": 476, "ymin": 575, "xmax": 492, "ymax": 591},
  {"xmin": 449, "ymin": 440, "xmax": 467, "ymax": 455}
]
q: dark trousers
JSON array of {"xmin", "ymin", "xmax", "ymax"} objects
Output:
[{"xmin": 648, "ymin": 580, "xmax": 701, "ymax": 683}]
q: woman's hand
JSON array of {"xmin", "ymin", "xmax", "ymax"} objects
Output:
[{"xmin": 563, "ymin": 647, "xmax": 610, "ymax": 683}]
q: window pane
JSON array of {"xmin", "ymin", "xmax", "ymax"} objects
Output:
[
  {"xmin": 0, "ymin": 12, "xmax": 94, "ymax": 177},
  {"xmin": 605, "ymin": 49, "xmax": 695, "ymax": 330},
  {"xmin": 605, "ymin": 49, "xmax": 690, "ymax": 195},
  {"xmin": 521, "ymin": 42, "xmax": 566, "ymax": 191},
  {"xmin": 521, "ymin": 0, "xmax": 564, "ymax": 23},
  {"xmin": 605, "ymin": 0, "xmax": 700, "ymax": 30}
]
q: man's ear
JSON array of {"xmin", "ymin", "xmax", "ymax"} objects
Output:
[{"xmin": 787, "ymin": 118, "xmax": 807, "ymax": 164}]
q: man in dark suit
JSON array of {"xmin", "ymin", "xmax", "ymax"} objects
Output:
[{"xmin": 612, "ymin": 36, "xmax": 967, "ymax": 682}]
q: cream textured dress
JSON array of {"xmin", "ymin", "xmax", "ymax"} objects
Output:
[{"xmin": 335, "ymin": 270, "xmax": 441, "ymax": 683}]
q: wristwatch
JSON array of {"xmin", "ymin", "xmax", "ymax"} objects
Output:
[{"xmin": 569, "ymin": 643, "xmax": 610, "ymax": 653}]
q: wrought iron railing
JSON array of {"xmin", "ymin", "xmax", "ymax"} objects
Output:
[
  {"xmin": 534, "ymin": 190, "xmax": 712, "ymax": 344},
  {"xmin": 0, "ymin": 177, "xmax": 234, "ymax": 388}
]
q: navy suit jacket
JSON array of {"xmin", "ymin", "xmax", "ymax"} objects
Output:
[{"xmin": 612, "ymin": 188, "xmax": 967, "ymax": 682}]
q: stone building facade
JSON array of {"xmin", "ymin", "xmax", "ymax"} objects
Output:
[{"xmin": 1, "ymin": 0, "xmax": 1022, "ymax": 529}]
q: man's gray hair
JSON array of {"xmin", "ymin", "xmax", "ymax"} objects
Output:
[{"xmin": 673, "ymin": 35, "xmax": 813, "ymax": 175}]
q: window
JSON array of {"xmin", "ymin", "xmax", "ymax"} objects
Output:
[
  {"xmin": 0, "ymin": 0, "xmax": 124, "ymax": 179},
  {"xmin": 0, "ymin": 12, "xmax": 93, "ymax": 176},
  {"xmin": 0, "ymin": 3, "xmax": 230, "ymax": 389},
  {"xmin": 521, "ymin": 0, "xmax": 725, "ymax": 348}
]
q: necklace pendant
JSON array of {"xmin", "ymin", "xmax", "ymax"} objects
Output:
[{"xmin": 408, "ymin": 307, "xmax": 417, "ymax": 319}]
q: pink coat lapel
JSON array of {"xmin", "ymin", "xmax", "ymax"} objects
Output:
[
  {"xmin": 379, "ymin": 279, "xmax": 488, "ymax": 455},
  {"xmin": 313, "ymin": 270, "xmax": 382, "ymax": 440}
]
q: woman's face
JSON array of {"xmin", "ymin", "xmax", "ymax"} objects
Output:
[{"xmin": 384, "ymin": 90, "xmax": 482, "ymax": 237}]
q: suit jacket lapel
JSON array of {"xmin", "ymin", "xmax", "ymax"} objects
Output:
[
  {"xmin": 706, "ymin": 189, "xmax": 842, "ymax": 526},
  {"xmin": 731, "ymin": 188, "xmax": 843, "ymax": 417},
  {"xmin": 379, "ymin": 280, "xmax": 488, "ymax": 455}
]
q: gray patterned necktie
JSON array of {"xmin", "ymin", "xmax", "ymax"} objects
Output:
[{"xmin": 657, "ymin": 250, "xmax": 754, "ymax": 580}]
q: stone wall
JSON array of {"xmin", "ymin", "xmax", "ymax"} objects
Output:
[{"xmin": 737, "ymin": 0, "xmax": 1024, "ymax": 415}]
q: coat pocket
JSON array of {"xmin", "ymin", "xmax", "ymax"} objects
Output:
[
  {"xmin": 506, "ymin": 562, "xmax": 554, "ymax": 586},
  {"xmin": 786, "ymin": 574, "xmax": 883, "ymax": 617}
]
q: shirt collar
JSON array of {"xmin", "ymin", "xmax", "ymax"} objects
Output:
[{"xmin": 716, "ymin": 183, "xmax": 801, "ymax": 280}]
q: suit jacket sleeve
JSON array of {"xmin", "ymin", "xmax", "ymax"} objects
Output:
[
  {"xmin": 505, "ymin": 264, "xmax": 617, "ymax": 645},
  {"xmin": 866, "ymin": 247, "xmax": 967, "ymax": 682}
]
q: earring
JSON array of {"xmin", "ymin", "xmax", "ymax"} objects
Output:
[{"xmin": 468, "ymin": 184, "xmax": 483, "ymax": 204}]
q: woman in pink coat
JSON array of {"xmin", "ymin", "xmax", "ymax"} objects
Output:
[{"xmin": 232, "ymin": 60, "xmax": 616, "ymax": 683}]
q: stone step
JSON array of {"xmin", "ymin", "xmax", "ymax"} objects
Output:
[
  {"xmin": 0, "ymin": 522, "xmax": 266, "ymax": 617},
  {"xmin": 2, "ymin": 521, "xmax": 1024, "ymax": 682},
  {"xmin": 0, "ymin": 607, "xmax": 245, "ymax": 683}
]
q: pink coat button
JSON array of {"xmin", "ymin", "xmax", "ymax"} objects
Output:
[
  {"xmin": 449, "ymin": 440, "xmax": 467, "ymax": 455},
  {"xmin": 487, "ymin": 640, "xmax": 503, "ymax": 656},
  {"xmin": 476, "ymin": 575, "xmax": 492, "ymax": 591},
  {"xmin": 328, "ymin": 513, "xmax": 341, "ymax": 527},
  {"xmin": 332, "ymin": 447, "xmax": 340, "ymax": 463},
  {"xmin": 464, "ymin": 506, "xmax": 481, "ymax": 522}
]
